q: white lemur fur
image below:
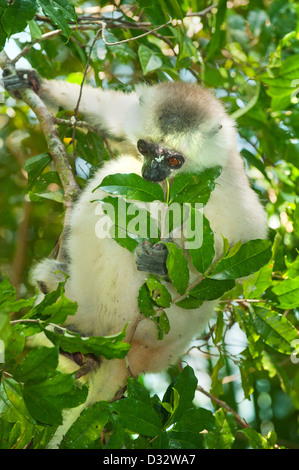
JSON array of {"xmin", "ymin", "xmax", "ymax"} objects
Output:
[{"xmin": 28, "ymin": 79, "xmax": 267, "ymax": 447}]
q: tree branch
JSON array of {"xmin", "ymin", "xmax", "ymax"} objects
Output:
[
  {"xmin": 196, "ymin": 383, "xmax": 251, "ymax": 429},
  {"xmin": 0, "ymin": 50, "xmax": 80, "ymax": 213},
  {"xmin": 71, "ymin": 28, "xmax": 102, "ymax": 160}
]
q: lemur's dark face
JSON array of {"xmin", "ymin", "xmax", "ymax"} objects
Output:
[{"xmin": 137, "ymin": 139, "xmax": 185, "ymax": 183}]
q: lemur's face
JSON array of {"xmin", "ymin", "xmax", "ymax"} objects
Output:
[{"xmin": 136, "ymin": 139, "xmax": 185, "ymax": 182}]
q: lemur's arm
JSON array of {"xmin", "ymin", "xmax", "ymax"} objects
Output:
[{"xmin": 3, "ymin": 69, "xmax": 139, "ymax": 142}]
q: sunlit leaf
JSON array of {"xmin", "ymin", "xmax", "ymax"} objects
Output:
[{"xmin": 96, "ymin": 173, "xmax": 164, "ymax": 202}]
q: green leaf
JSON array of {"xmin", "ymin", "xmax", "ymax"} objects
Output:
[
  {"xmin": 5, "ymin": 421, "xmax": 34, "ymax": 449},
  {"xmin": 1, "ymin": 377, "xmax": 35, "ymax": 424},
  {"xmin": 241, "ymin": 149, "xmax": 270, "ymax": 181},
  {"xmin": 76, "ymin": 130, "xmax": 110, "ymax": 165},
  {"xmin": 204, "ymin": 409, "xmax": 237, "ymax": 449},
  {"xmin": 138, "ymin": 284, "xmax": 156, "ymax": 318},
  {"xmin": 0, "ymin": 310, "xmax": 11, "ymax": 346},
  {"xmin": 167, "ymin": 430, "xmax": 204, "ymax": 449},
  {"xmin": 137, "ymin": 283, "xmax": 170, "ymax": 339},
  {"xmin": 126, "ymin": 377, "xmax": 152, "ymax": 404},
  {"xmin": 60, "ymin": 401, "xmax": 110, "ymax": 449},
  {"xmin": 109, "ymin": 226, "xmax": 139, "ymax": 253},
  {"xmin": 233, "ymin": 307, "xmax": 261, "ymax": 359},
  {"xmin": 152, "ymin": 311, "xmax": 170, "ymax": 340},
  {"xmin": 2, "ymin": 0, "xmax": 37, "ymax": 36},
  {"xmin": 21, "ymin": 371, "xmax": 88, "ymax": 427},
  {"xmin": 210, "ymin": 239, "xmax": 272, "ymax": 280},
  {"xmin": 189, "ymin": 278, "xmax": 235, "ymax": 301},
  {"xmin": 243, "ymin": 261, "xmax": 273, "ymax": 299},
  {"xmin": 188, "ymin": 213, "xmax": 215, "ymax": 274},
  {"xmin": 22, "ymin": 388, "xmax": 61, "ymax": 426},
  {"xmin": 4, "ymin": 326, "xmax": 26, "ymax": 362},
  {"xmin": 261, "ymin": 350, "xmax": 291, "ymax": 394},
  {"xmin": 177, "ymin": 34, "xmax": 198, "ymax": 65},
  {"xmin": 165, "ymin": 243, "xmax": 189, "ymax": 295},
  {"xmin": 285, "ymin": 255, "xmax": 299, "ymax": 279},
  {"xmin": 239, "ymin": 365, "xmax": 254, "ymax": 399},
  {"xmin": 175, "ymin": 296, "xmax": 203, "ymax": 310},
  {"xmin": 169, "ymin": 167, "xmax": 222, "ymax": 205},
  {"xmin": 249, "ymin": 306, "xmax": 298, "ymax": 354},
  {"xmin": 95, "ymin": 195, "xmax": 160, "ymax": 247},
  {"xmin": 28, "ymin": 19, "xmax": 42, "ymax": 40},
  {"xmin": 24, "ymin": 281, "xmax": 67, "ymax": 319},
  {"xmin": 13, "ymin": 346, "xmax": 59, "ymax": 384},
  {"xmin": 28, "ymin": 190, "xmax": 64, "ymax": 203},
  {"xmin": 214, "ymin": 311, "xmax": 224, "ymax": 344},
  {"xmin": 231, "ymin": 83, "xmax": 261, "ymax": 120},
  {"xmin": 165, "ymin": 365, "xmax": 198, "ymax": 423},
  {"xmin": 272, "ymin": 275, "xmax": 299, "ymax": 309},
  {"xmin": 259, "ymin": 54, "xmax": 299, "ymax": 109},
  {"xmin": 38, "ymin": 0, "xmax": 77, "ymax": 39},
  {"xmin": 96, "ymin": 173, "xmax": 164, "ymax": 202},
  {"xmin": 44, "ymin": 327, "xmax": 130, "ymax": 360},
  {"xmin": 174, "ymin": 407, "xmax": 215, "ymax": 433},
  {"xmin": 30, "ymin": 171, "xmax": 61, "ymax": 194},
  {"xmin": 210, "ymin": 355, "xmax": 225, "ymax": 397},
  {"xmin": 113, "ymin": 398, "xmax": 162, "ymax": 438},
  {"xmin": 239, "ymin": 428, "xmax": 275, "ymax": 449},
  {"xmin": 146, "ymin": 277, "xmax": 172, "ymax": 308},
  {"xmin": 40, "ymin": 292, "xmax": 77, "ymax": 324},
  {"xmin": 207, "ymin": 0, "xmax": 227, "ymax": 59},
  {"xmin": 23, "ymin": 151, "xmax": 51, "ymax": 186},
  {"xmin": 138, "ymin": 45, "xmax": 163, "ymax": 75}
]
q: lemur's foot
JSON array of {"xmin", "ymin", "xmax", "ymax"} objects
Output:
[{"xmin": 3, "ymin": 69, "xmax": 41, "ymax": 98}]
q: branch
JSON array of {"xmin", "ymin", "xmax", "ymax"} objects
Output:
[
  {"xmin": 12, "ymin": 14, "xmax": 174, "ymax": 63},
  {"xmin": 196, "ymin": 383, "xmax": 250, "ymax": 429},
  {"xmin": 71, "ymin": 28, "xmax": 102, "ymax": 160},
  {"xmin": 100, "ymin": 15, "xmax": 172, "ymax": 46},
  {"xmin": 0, "ymin": 51, "xmax": 80, "ymax": 212},
  {"xmin": 12, "ymin": 24, "xmax": 99, "ymax": 64},
  {"xmin": 53, "ymin": 116, "xmax": 114, "ymax": 159},
  {"xmin": 186, "ymin": 5, "xmax": 217, "ymax": 17}
]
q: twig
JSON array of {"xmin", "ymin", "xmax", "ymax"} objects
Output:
[
  {"xmin": 186, "ymin": 5, "xmax": 217, "ymax": 17},
  {"xmin": 12, "ymin": 5, "xmax": 216, "ymax": 64},
  {"xmin": 0, "ymin": 51, "xmax": 80, "ymax": 212},
  {"xmin": 218, "ymin": 298, "xmax": 267, "ymax": 303},
  {"xmin": 53, "ymin": 116, "xmax": 114, "ymax": 158},
  {"xmin": 71, "ymin": 28, "xmax": 102, "ymax": 160},
  {"xmin": 101, "ymin": 15, "xmax": 172, "ymax": 46},
  {"xmin": 12, "ymin": 24, "xmax": 99, "ymax": 64},
  {"xmin": 196, "ymin": 383, "xmax": 250, "ymax": 429}
]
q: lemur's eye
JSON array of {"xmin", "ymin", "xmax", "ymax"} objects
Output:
[
  {"xmin": 137, "ymin": 139, "xmax": 148, "ymax": 155},
  {"xmin": 167, "ymin": 156, "xmax": 184, "ymax": 168}
]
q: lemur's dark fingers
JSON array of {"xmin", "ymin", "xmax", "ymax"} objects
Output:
[
  {"xmin": 134, "ymin": 241, "xmax": 168, "ymax": 276},
  {"xmin": 2, "ymin": 69, "xmax": 41, "ymax": 95}
]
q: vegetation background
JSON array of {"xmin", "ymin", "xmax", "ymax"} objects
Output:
[{"xmin": 0, "ymin": 0, "xmax": 298, "ymax": 449}]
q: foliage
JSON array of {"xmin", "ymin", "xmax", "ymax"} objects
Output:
[{"xmin": 0, "ymin": 0, "xmax": 299, "ymax": 450}]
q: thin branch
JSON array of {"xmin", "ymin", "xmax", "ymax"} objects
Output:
[
  {"xmin": 71, "ymin": 28, "xmax": 102, "ymax": 160},
  {"xmin": 196, "ymin": 383, "xmax": 250, "ymax": 429},
  {"xmin": 53, "ymin": 116, "xmax": 114, "ymax": 158},
  {"xmin": 12, "ymin": 5, "xmax": 216, "ymax": 64},
  {"xmin": 12, "ymin": 24, "xmax": 99, "ymax": 64},
  {"xmin": 0, "ymin": 51, "xmax": 80, "ymax": 212},
  {"xmin": 100, "ymin": 15, "xmax": 172, "ymax": 46},
  {"xmin": 218, "ymin": 298, "xmax": 267, "ymax": 304},
  {"xmin": 186, "ymin": 5, "xmax": 217, "ymax": 17}
]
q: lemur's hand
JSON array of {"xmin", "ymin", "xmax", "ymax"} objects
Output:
[
  {"xmin": 2, "ymin": 69, "xmax": 41, "ymax": 98},
  {"xmin": 134, "ymin": 240, "xmax": 169, "ymax": 277}
]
